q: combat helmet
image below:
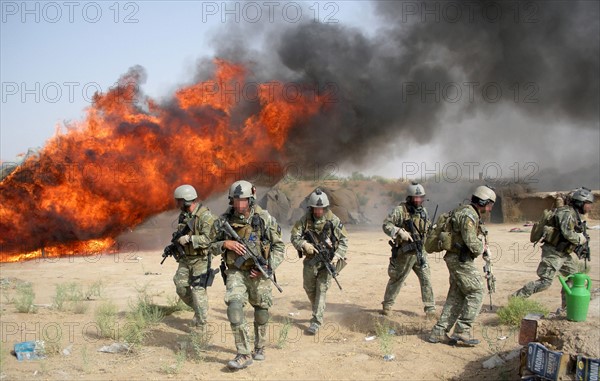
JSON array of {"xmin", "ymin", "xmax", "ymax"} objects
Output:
[
  {"xmin": 229, "ymin": 180, "xmax": 256, "ymax": 202},
  {"xmin": 174, "ymin": 184, "xmax": 198, "ymax": 204},
  {"xmin": 472, "ymin": 185, "xmax": 496, "ymax": 206},
  {"xmin": 407, "ymin": 182, "xmax": 426, "ymax": 197},
  {"xmin": 308, "ymin": 188, "xmax": 330, "ymax": 208}
]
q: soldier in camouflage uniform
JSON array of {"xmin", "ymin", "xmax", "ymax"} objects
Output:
[
  {"xmin": 171, "ymin": 184, "xmax": 216, "ymax": 332},
  {"xmin": 512, "ymin": 187, "xmax": 594, "ymax": 307},
  {"xmin": 211, "ymin": 180, "xmax": 284, "ymax": 370},
  {"xmin": 381, "ymin": 182, "xmax": 436, "ymax": 319},
  {"xmin": 428, "ymin": 185, "xmax": 496, "ymax": 346},
  {"xmin": 290, "ymin": 189, "xmax": 348, "ymax": 335}
]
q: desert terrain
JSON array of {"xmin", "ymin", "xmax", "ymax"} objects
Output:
[{"xmin": 1, "ymin": 212, "xmax": 599, "ymax": 380}]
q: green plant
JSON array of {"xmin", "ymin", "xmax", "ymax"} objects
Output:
[
  {"xmin": 498, "ymin": 297, "xmax": 549, "ymax": 327},
  {"xmin": 276, "ymin": 318, "xmax": 292, "ymax": 349},
  {"xmin": 189, "ymin": 330, "xmax": 211, "ymax": 362},
  {"xmin": 81, "ymin": 346, "xmax": 91, "ymax": 373},
  {"xmin": 374, "ymin": 320, "xmax": 394, "ymax": 356},
  {"xmin": 95, "ymin": 301, "xmax": 119, "ymax": 339},
  {"xmin": 14, "ymin": 282, "xmax": 36, "ymax": 313},
  {"xmin": 160, "ymin": 350, "xmax": 186, "ymax": 374},
  {"xmin": 122, "ymin": 288, "xmax": 165, "ymax": 346},
  {"xmin": 53, "ymin": 282, "xmax": 85, "ymax": 312},
  {"xmin": 85, "ymin": 280, "xmax": 105, "ymax": 300}
]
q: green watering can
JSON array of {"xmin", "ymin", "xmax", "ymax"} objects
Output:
[{"xmin": 559, "ymin": 273, "xmax": 592, "ymax": 322}]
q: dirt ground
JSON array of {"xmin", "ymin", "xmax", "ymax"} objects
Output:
[{"xmin": 1, "ymin": 220, "xmax": 599, "ymax": 381}]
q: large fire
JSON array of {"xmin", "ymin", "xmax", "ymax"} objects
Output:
[{"xmin": 0, "ymin": 59, "xmax": 324, "ymax": 262}]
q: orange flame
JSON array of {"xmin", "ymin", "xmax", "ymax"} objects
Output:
[{"xmin": 0, "ymin": 59, "xmax": 324, "ymax": 262}]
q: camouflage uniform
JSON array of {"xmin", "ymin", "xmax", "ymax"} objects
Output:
[
  {"xmin": 430, "ymin": 204, "xmax": 485, "ymax": 341},
  {"xmin": 381, "ymin": 203, "xmax": 435, "ymax": 315},
  {"xmin": 172, "ymin": 203, "xmax": 216, "ymax": 329},
  {"xmin": 290, "ymin": 209, "xmax": 348, "ymax": 328},
  {"xmin": 513, "ymin": 205, "xmax": 583, "ymax": 306},
  {"xmin": 211, "ymin": 205, "xmax": 284, "ymax": 356}
]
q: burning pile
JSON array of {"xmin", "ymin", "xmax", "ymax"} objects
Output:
[{"xmin": 0, "ymin": 59, "xmax": 324, "ymax": 262}]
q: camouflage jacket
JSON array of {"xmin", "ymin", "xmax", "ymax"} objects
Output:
[
  {"xmin": 177, "ymin": 204, "xmax": 216, "ymax": 257},
  {"xmin": 553, "ymin": 205, "xmax": 586, "ymax": 252},
  {"xmin": 290, "ymin": 209, "xmax": 348, "ymax": 259},
  {"xmin": 211, "ymin": 205, "xmax": 285, "ymax": 271},
  {"xmin": 382, "ymin": 203, "xmax": 431, "ymax": 247},
  {"xmin": 448, "ymin": 204, "xmax": 485, "ymax": 258}
]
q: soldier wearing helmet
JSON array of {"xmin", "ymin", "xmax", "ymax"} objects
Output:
[
  {"xmin": 171, "ymin": 184, "xmax": 216, "ymax": 333},
  {"xmin": 211, "ymin": 180, "xmax": 284, "ymax": 370},
  {"xmin": 381, "ymin": 182, "xmax": 435, "ymax": 319},
  {"xmin": 429, "ymin": 185, "xmax": 496, "ymax": 346},
  {"xmin": 512, "ymin": 187, "xmax": 595, "ymax": 309},
  {"xmin": 290, "ymin": 188, "xmax": 348, "ymax": 335}
]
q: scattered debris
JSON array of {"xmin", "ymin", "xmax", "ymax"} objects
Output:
[
  {"xmin": 510, "ymin": 228, "xmax": 528, "ymax": 233},
  {"xmin": 288, "ymin": 312, "xmax": 300, "ymax": 317},
  {"xmin": 383, "ymin": 354, "xmax": 395, "ymax": 361},
  {"xmin": 62, "ymin": 344, "xmax": 72, "ymax": 356},
  {"xmin": 98, "ymin": 343, "xmax": 130, "ymax": 354},
  {"xmin": 144, "ymin": 272, "xmax": 161, "ymax": 276},
  {"xmin": 365, "ymin": 335, "xmax": 376, "ymax": 341},
  {"xmin": 13, "ymin": 341, "xmax": 46, "ymax": 361},
  {"xmin": 482, "ymin": 354, "xmax": 505, "ymax": 369}
]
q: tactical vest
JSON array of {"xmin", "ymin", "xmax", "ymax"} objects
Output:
[
  {"xmin": 393, "ymin": 203, "xmax": 428, "ymax": 246},
  {"xmin": 302, "ymin": 211, "xmax": 339, "ymax": 257},
  {"xmin": 224, "ymin": 207, "xmax": 271, "ymax": 270},
  {"xmin": 448, "ymin": 204, "xmax": 481, "ymax": 254},
  {"xmin": 180, "ymin": 205, "xmax": 212, "ymax": 257}
]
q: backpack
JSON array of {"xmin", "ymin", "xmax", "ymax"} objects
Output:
[
  {"xmin": 424, "ymin": 211, "xmax": 454, "ymax": 253},
  {"xmin": 529, "ymin": 209, "xmax": 557, "ymax": 245}
]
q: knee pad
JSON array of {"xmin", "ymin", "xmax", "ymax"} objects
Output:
[
  {"xmin": 227, "ymin": 301, "xmax": 244, "ymax": 325},
  {"xmin": 254, "ymin": 307, "xmax": 269, "ymax": 325}
]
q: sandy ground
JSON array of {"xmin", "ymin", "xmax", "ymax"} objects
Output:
[{"xmin": 1, "ymin": 221, "xmax": 599, "ymax": 381}]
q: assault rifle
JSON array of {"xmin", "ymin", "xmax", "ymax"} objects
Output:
[
  {"xmin": 405, "ymin": 211, "xmax": 428, "ymax": 268},
  {"xmin": 482, "ymin": 251, "xmax": 496, "ymax": 311},
  {"xmin": 574, "ymin": 219, "xmax": 591, "ymax": 270},
  {"xmin": 161, "ymin": 216, "xmax": 196, "ymax": 264},
  {"xmin": 221, "ymin": 220, "xmax": 283, "ymax": 293},
  {"xmin": 303, "ymin": 230, "xmax": 343, "ymax": 290}
]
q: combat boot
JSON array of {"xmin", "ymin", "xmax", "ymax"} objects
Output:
[
  {"xmin": 227, "ymin": 354, "xmax": 253, "ymax": 370},
  {"xmin": 451, "ymin": 333, "xmax": 480, "ymax": 346},
  {"xmin": 427, "ymin": 329, "xmax": 447, "ymax": 344},
  {"xmin": 425, "ymin": 309, "xmax": 437, "ymax": 320},
  {"xmin": 381, "ymin": 306, "xmax": 392, "ymax": 316},
  {"xmin": 253, "ymin": 347, "xmax": 265, "ymax": 361},
  {"xmin": 306, "ymin": 323, "xmax": 319, "ymax": 335}
]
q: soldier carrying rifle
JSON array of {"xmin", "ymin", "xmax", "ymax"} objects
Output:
[{"xmin": 291, "ymin": 189, "xmax": 348, "ymax": 336}]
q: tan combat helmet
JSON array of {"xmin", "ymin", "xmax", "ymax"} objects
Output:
[
  {"xmin": 174, "ymin": 184, "xmax": 198, "ymax": 204},
  {"xmin": 406, "ymin": 182, "xmax": 426, "ymax": 197},
  {"xmin": 571, "ymin": 187, "xmax": 594, "ymax": 204},
  {"xmin": 308, "ymin": 188, "xmax": 330, "ymax": 208},
  {"xmin": 472, "ymin": 185, "xmax": 496, "ymax": 206},
  {"xmin": 229, "ymin": 180, "xmax": 256, "ymax": 202}
]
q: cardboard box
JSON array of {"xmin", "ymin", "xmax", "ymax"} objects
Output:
[{"xmin": 576, "ymin": 355, "xmax": 600, "ymax": 381}]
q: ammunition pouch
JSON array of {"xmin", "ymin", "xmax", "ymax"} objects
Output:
[
  {"xmin": 190, "ymin": 268, "xmax": 220, "ymax": 288},
  {"xmin": 400, "ymin": 242, "xmax": 418, "ymax": 254}
]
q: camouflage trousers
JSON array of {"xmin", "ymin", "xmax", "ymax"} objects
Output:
[
  {"xmin": 431, "ymin": 252, "xmax": 483, "ymax": 337},
  {"xmin": 513, "ymin": 244, "xmax": 578, "ymax": 307},
  {"xmin": 224, "ymin": 268, "xmax": 273, "ymax": 355},
  {"xmin": 173, "ymin": 256, "xmax": 209, "ymax": 327},
  {"xmin": 382, "ymin": 252, "xmax": 435, "ymax": 312},
  {"xmin": 303, "ymin": 260, "xmax": 333, "ymax": 326}
]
